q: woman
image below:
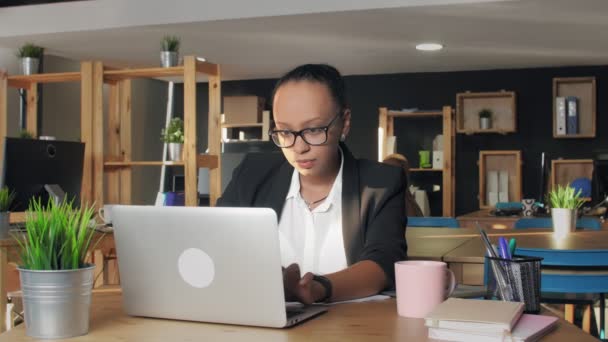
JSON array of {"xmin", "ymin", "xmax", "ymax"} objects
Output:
[{"xmin": 218, "ymin": 64, "xmax": 407, "ymax": 304}]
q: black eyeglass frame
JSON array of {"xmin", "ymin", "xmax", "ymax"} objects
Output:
[{"xmin": 268, "ymin": 113, "xmax": 342, "ymax": 148}]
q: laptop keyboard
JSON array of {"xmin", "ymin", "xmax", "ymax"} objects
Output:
[{"xmin": 286, "ymin": 308, "xmax": 305, "ymax": 318}]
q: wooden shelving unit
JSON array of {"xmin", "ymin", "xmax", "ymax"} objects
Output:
[
  {"xmin": 478, "ymin": 150, "xmax": 522, "ymax": 209},
  {"xmin": 456, "ymin": 90, "xmax": 517, "ymax": 134},
  {"xmin": 552, "ymin": 77, "xmax": 596, "ymax": 139},
  {"xmin": 221, "ymin": 110, "xmax": 271, "ymax": 142},
  {"xmin": 101, "ymin": 56, "xmax": 222, "ymax": 207},
  {"xmin": 378, "ymin": 106, "xmax": 455, "ymax": 216},
  {"xmin": 0, "ymin": 56, "xmax": 222, "ymax": 208},
  {"xmin": 550, "ymin": 159, "xmax": 593, "ymax": 201}
]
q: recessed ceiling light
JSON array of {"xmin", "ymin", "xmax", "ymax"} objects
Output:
[{"xmin": 416, "ymin": 43, "xmax": 443, "ymax": 52}]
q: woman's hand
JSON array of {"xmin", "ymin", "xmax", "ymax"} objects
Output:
[{"xmin": 282, "ymin": 263, "xmax": 325, "ymax": 304}]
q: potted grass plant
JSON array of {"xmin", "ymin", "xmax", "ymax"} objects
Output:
[
  {"xmin": 160, "ymin": 35, "xmax": 180, "ymax": 68},
  {"xmin": 548, "ymin": 183, "xmax": 585, "ymax": 237},
  {"xmin": 19, "ymin": 129, "xmax": 35, "ymax": 139},
  {"xmin": 17, "ymin": 43, "xmax": 44, "ymax": 75},
  {"xmin": 479, "ymin": 108, "xmax": 493, "ymax": 130},
  {"xmin": 161, "ymin": 117, "xmax": 185, "ymax": 161},
  {"xmin": 13, "ymin": 198, "xmax": 99, "ymax": 339},
  {"xmin": 0, "ymin": 187, "xmax": 16, "ymax": 239}
]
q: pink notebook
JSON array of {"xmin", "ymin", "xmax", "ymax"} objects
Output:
[{"xmin": 428, "ymin": 314, "xmax": 559, "ymax": 342}]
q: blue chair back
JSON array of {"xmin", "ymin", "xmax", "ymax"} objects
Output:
[
  {"xmin": 407, "ymin": 217, "xmax": 459, "ymax": 228},
  {"xmin": 514, "ymin": 217, "xmax": 601, "ymax": 230}
]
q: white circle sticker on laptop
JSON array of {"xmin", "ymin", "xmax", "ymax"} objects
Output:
[{"xmin": 177, "ymin": 248, "xmax": 215, "ymax": 288}]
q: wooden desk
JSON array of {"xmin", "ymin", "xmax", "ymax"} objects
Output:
[
  {"xmin": 406, "ymin": 228, "xmax": 474, "ymax": 261},
  {"xmin": 457, "ymin": 209, "xmax": 608, "ymax": 230},
  {"xmin": 0, "ymin": 292, "xmax": 596, "ymax": 341},
  {"xmin": 443, "ymin": 230, "xmax": 608, "ymax": 285}
]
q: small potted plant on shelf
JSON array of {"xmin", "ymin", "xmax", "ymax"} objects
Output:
[
  {"xmin": 478, "ymin": 108, "xmax": 493, "ymax": 130},
  {"xmin": 160, "ymin": 35, "xmax": 180, "ymax": 68},
  {"xmin": 161, "ymin": 117, "xmax": 185, "ymax": 161},
  {"xmin": 17, "ymin": 43, "xmax": 44, "ymax": 75},
  {"xmin": 548, "ymin": 183, "xmax": 585, "ymax": 238},
  {"xmin": 19, "ymin": 129, "xmax": 35, "ymax": 139},
  {"xmin": 0, "ymin": 187, "xmax": 16, "ymax": 239},
  {"xmin": 13, "ymin": 198, "xmax": 99, "ymax": 338}
]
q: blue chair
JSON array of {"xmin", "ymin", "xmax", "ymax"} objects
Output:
[
  {"xmin": 514, "ymin": 217, "xmax": 601, "ymax": 230},
  {"xmin": 514, "ymin": 246, "xmax": 608, "ymax": 338},
  {"xmin": 407, "ymin": 217, "xmax": 459, "ymax": 228}
]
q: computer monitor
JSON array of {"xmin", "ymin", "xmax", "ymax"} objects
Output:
[{"xmin": 1, "ymin": 137, "xmax": 85, "ymax": 211}]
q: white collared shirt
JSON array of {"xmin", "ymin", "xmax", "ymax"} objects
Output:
[{"xmin": 277, "ymin": 152, "xmax": 346, "ymax": 275}]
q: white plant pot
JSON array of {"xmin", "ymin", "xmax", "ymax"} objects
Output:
[
  {"xmin": 168, "ymin": 143, "xmax": 183, "ymax": 161},
  {"xmin": 479, "ymin": 117, "xmax": 492, "ymax": 130},
  {"xmin": 551, "ymin": 208, "xmax": 577, "ymax": 238}
]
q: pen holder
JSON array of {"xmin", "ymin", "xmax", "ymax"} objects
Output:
[{"xmin": 485, "ymin": 255, "xmax": 543, "ymax": 314}]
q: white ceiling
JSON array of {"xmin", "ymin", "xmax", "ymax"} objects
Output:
[{"xmin": 1, "ymin": 0, "xmax": 607, "ymax": 80}]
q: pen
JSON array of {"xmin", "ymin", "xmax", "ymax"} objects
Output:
[
  {"xmin": 509, "ymin": 238, "xmax": 517, "ymax": 258},
  {"xmin": 498, "ymin": 237, "xmax": 511, "ymax": 260}
]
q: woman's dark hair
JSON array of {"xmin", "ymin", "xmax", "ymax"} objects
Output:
[{"xmin": 272, "ymin": 64, "xmax": 348, "ymax": 114}]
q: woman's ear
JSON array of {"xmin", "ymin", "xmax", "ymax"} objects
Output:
[{"xmin": 340, "ymin": 109, "xmax": 351, "ymax": 141}]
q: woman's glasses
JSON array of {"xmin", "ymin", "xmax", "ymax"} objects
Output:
[{"xmin": 269, "ymin": 114, "xmax": 341, "ymax": 148}]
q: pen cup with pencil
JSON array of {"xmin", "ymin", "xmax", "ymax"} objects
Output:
[{"xmin": 485, "ymin": 255, "xmax": 543, "ymax": 314}]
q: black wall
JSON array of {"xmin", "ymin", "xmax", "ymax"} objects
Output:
[{"xmin": 176, "ymin": 64, "xmax": 608, "ymax": 216}]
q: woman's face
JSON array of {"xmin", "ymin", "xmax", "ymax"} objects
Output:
[{"xmin": 272, "ymin": 80, "xmax": 350, "ymax": 178}]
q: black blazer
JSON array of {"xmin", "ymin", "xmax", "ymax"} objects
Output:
[{"xmin": 217, "ymin": 144, "xmax": 408, "ymax": 286}]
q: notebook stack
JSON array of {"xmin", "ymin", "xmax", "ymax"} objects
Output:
[{"xmin": 425, "ymin": 298, "xmax": 558, "ymax": 342}]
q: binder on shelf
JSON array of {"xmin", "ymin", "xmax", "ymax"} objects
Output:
[
  {"xmin": 566, "ymin": 96, "xmax": 578, "ymax": 135},
  {"xmin": 499, "ymin": 170, "xmax": 509, "ymax": 202},
  {"xmin": 555, "ymin": 97, "xmax": 566, "ymax": 136},
  {"xmin": 487, "ymin": 171, "xmax": 499, "ymax": 207}
]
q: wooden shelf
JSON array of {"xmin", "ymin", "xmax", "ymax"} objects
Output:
[
  {"xmin": 387, "ymin": 110, "xmax": 443, "ymax": 118},
  {"xmin": 410, "ymin": 168, "xmax": 443, "ymax": 172},
  {"xmin": 456, "ymin": 91, "xmax": 516, "ymax": 134},
  {"xmin": 379, "ymin": 106, "xmax": 455, "ymax": 216},
  {"xmin": 553, "ymin": 77, "xmax": 596, "ymax": 139},
  {"xmin": 550, "ymin": 159, "xmax": 593, "ymax": 196},
  {"xmin": 104, "ymin": 154, "xmax": 219, "ymax": 169},
  {"xmin": 478, "ymin": 150, "xmax": 522, "ymax": 209},
  {"xmin": 103, "ymin": 60, "xmax": 218, "ymax": 82},
  {"xmin": 7, "ymin": 72, "xmax": 81, "ymax": 88},
  {"xmin": 221, "ymin": 123, "xmax": 264, "ymax": 128}
]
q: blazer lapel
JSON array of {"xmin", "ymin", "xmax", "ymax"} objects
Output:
[
  {"xmin": 340, "ymin": 143, "xmax": 362, "ymax": 266},
  {"xmin": 262, "ymin": 160, "xmax": 293, "ymax": 221}
]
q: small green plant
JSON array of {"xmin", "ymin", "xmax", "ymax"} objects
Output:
[
  {"xmin": 161, "ymin": 36, "xmax": 180, "ymax": 52},
  {"xmin": 161, "ymin": 117, "xmax": 185, "ymax": 143},
  {"xmin": 479, "ymin": 109, "xmax": 493, "ymax": 119},
  {"xmin": 548, "ymin": 183, "xmax": 586, "ymax": 209},
  {"xmin": 14, "ymin": 198, "xmax": 99, "ymax": 270},
  {"xmin": 19, "ymin": 129, "xmax": 34, "ymax": 139},
  {"xmin": 0, "ymin": 187, "xmax": 16, "ymax": 212},
  {"xmin": 17, "ymin": 43, "xmax": 44, "ymax": 59}
]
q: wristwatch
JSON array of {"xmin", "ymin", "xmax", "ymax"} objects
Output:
[{"xmin": 312, "ymin": 274, "xmax": 333, "ymax": 303}]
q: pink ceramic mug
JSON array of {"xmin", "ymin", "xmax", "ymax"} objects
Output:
[{"xmin": 395, "ymin": 260, "xmax": 456, "ymax": 318}]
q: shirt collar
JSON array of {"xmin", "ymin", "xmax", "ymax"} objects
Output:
[{"xmin": 285, "ymin": 148, "xmax": 344, "ymax": 210}]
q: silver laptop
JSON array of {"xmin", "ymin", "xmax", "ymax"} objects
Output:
[{"xmin": 112, "ymin": 205, "xmax": 327, "ymax": 328}]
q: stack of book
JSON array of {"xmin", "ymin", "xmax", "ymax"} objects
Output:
[{"xmin": 425, "ymin": 298, "xmax": 558, "ymax": 342}]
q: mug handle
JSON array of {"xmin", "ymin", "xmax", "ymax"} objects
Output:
[{"xmin": 445, "ymin": 269, "xmax": 457, "ymax": 298}]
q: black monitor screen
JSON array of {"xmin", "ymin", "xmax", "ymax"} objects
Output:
[{"xmin": 2, "ymin": 138, "xmax": 85, "ymax": 211}]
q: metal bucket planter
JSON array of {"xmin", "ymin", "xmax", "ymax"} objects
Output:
[
  {"xmin": 479, "ymin": 117, "xmax": 492, "ymax": 130},
  {"xmin": 0, "ymin": 212, "xmax": 10, "ymax": 239},
  {"xmin": 168, "ymin": 143, "xmax": 183, "ymax": 161},
  {"xmin": 160, "ymin": 51, "xmax": 179, "ymax": 68},
  {"xmin": 18, "ymin": 264, "xmax": 95, "ymax": 339},
  {"xmin": 20, "ymin": 57, "xmax": 40, "ymax": 75}
]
